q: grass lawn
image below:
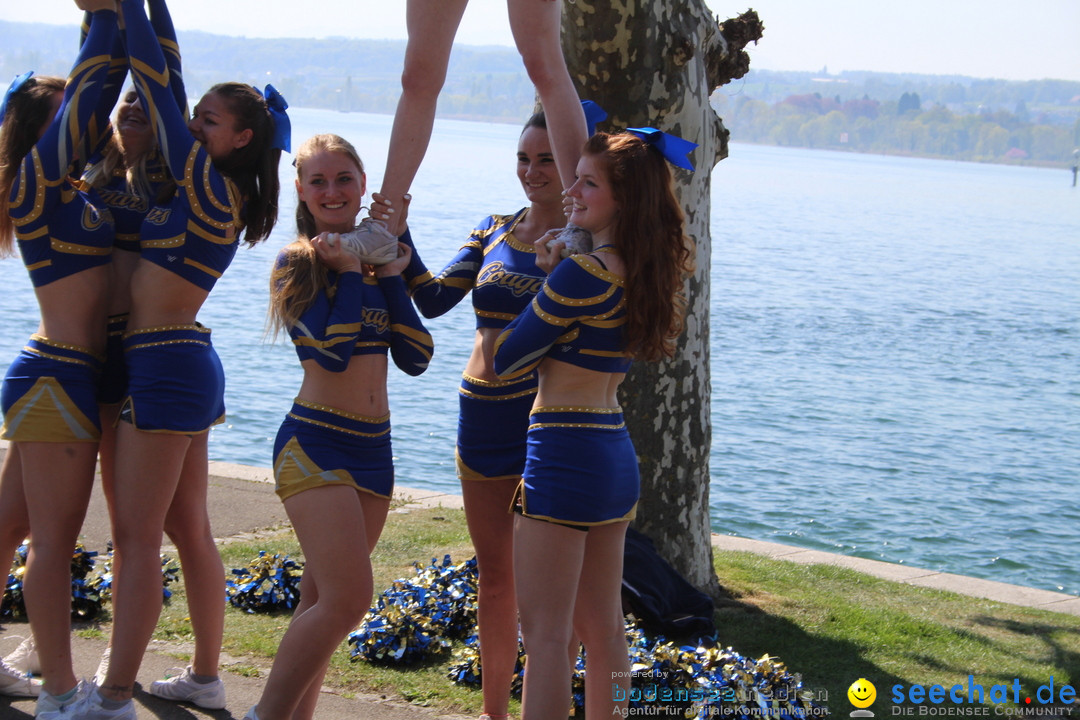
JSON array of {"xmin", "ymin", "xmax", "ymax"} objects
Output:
[{"xmin": 77, "ymin": 505, "xmax": 1079, "ymax": 717}]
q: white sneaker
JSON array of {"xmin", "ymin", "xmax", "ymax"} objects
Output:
[
  {"xmin": 3, "ymin": 635, "xmax": 40, "ymax": 675},
  {"xmin": 148, "ymin": 666, "xmax": 226, "ymax": 710},
  {"xmin": 335, "ymin": 217, "xmax": 399, "ymax": 265},
  {"xmin": 92, "ymin": 647, "xmax": 111, "ymax": 686},
  {"xmin": 42, "ymin": 686, "xmax": 135, "ymax": 720},
  {"xmin": 35, "ymin": 678, "xmax": 92, "ymax": 717},
  {"xmin": 0, "ymin": 656, "xmax": 41, "ymax": 697},
  {"xmin": 547, "ymin": 223, "xmax": 593, "ymax": 258},
  {"xmin": 243, "ymin": 705, "xmax": 260, "ymax": 720}
]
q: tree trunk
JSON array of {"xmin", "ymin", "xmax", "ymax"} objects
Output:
[{"xmin": 561, "ymin": 1, "xmax": 763, "ymax": 598}]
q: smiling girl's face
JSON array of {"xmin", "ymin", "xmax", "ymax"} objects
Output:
[{"xmin": 296, "ymin": 150, "xmax": 367, "ymax": 235}]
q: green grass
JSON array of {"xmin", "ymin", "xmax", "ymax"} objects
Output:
[{"xmin": 72, "ymin": 508, "xmax": 1080, "ymax": 716}]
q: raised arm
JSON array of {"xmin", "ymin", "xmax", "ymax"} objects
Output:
[
  {"xmin": 286, "ymin": 269, "xmax": 372, "ymax": 373},
  {"xmin": 378, "ymin": 273, "xmax": 434, "ymax": 376},
  {"xmin": 399, "ymin": 226, "xmax": 483, "ymax": 318},
  {"xmin": 146, "ymin": 0, "xmax": 187, "ymax": 116},
  {"xmin": 79, "ymin": 8, "xmax": 128, "ymax": 159},
  {"xmin": 10, "ymin": 6, "xmax": 117, "ymax": 222},
  {"xmin": 493, "ymin": 255, "xmax": 620, "ymax": 379}
]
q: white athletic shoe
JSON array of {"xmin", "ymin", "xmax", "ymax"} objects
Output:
[
  {"xmin": 3, "ymin": 635, "xmax": 40, "ymax": 675},
  {"xmin": 547, "ymin": 223, "xmax": 593, "ymax": 258},
  {"xmin": 243, "ymin": 704, "xmax": 261, "ymax": 720},
  {"xmin": 41, "ymin": 685, "xmax": 135, "ymax": 720},
  {"xmin": 335, "ymin": 217, "xmax": 399, "ymax": 265},
  {"xmin": 0, "ymin": 656, "xmax": 41, "ymax": 697},
  {"xmin": 148, "ymin": 666, "xmax": 226, "ymax": 710},
  {"xmin": 35, "ymin": 678, "xmax": 92, "ymax": 717}
]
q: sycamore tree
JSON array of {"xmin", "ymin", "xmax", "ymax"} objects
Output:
[{"xmin": 560, "ymin": 2, "xmax": 763, "ymax": 596}]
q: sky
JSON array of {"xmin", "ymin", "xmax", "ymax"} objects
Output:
[{"xmin": 6, "ymin": 0, "xmax": 1080, "ymax": 83}]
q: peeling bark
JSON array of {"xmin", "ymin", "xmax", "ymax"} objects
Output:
[{"xmin": 561, "ymin": 2, "xmax": 763, "ymax": 598}]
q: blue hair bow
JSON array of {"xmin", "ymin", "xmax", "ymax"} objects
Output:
[
  {"xmin": 0, "ymin": 71, "xmax": 35, "ymax": 127},
  {"xmin": 581, "ymin": 99, "xmax": 607, "ymax": 137},
  {"xmin": 263, "ymin": 84, "xmax": 291, "ymax": 153},
  {"xmin": 626, "ymin": 126, "xmax": 697, "ymax": 171}
]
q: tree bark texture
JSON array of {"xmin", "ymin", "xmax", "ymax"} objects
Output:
[{"xmin": 560, "ymin": 2, "xmax": 763, "ymax": 597}]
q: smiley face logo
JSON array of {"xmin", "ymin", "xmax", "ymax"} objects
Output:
[{"xmin": 848, "ymin": 678, "xmax": 877, "ymax": 709}]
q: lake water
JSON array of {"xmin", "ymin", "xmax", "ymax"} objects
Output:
[{"xmin": 1, "ymin": 108, "xmax": 1077, "ymax": 597}]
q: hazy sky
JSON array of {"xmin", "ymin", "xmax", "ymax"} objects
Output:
[{"xmin": 7, "ymin": 1, "xmax": 1080, "ymax": 83}]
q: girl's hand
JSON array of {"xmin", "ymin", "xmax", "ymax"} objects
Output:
[
  {"xmin": 561, "ymin": 191, "xmax": 574, "ymax": 220},
  {"xmin": 371, "ymin": 192, "xmax": 412, "ymax": 236},
  {"xmin": 312, "ymin": 232, "xmax": 364, "ymax": 275},
  {"xmin": 375, "ymin": 242, "xmax": 413, "ymax": 278},
  {"xmin": 534, "ymin": 231, "xmax": 564, "ymax": 274}
]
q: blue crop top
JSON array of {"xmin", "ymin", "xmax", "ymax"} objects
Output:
[
  {"xmin": 401, "ymin": 211, "xmax": 547, "ymax": 329},
  {"xmin": 278, "ymin": 251, "xmax": 434, "ymax": 377},
  {"xmin": 493, "ymin": 254, "xmax": 632, "ymax": 378},
  {"xmin": 8, "ymin": 10, "xmax": 119, "ymax": 288},
  {"xmin": 120, "ymin": 0, "xmax": 243, "ymax": 292}
]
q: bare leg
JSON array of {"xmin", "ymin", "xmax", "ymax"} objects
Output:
[
  {"xmin": 253, "ymin": 487, "xmax": 389, "ymax": 720},
  {"xmin": 379, "ymin": 0, "xmax": 470, "ymax": 234},
  {"xmin": 572, "ymin": 521, "xmax": 630, "ymax": 720},
  {"xmin": 0, "ymin": 446, "xmax": 30, "ymax": 577},
  {"xmin": 162, "ymin": 433, "xmax": 224, "ymax": 677},
  {"xmin": 507, "ymin": 0, "xmax": 588, "ymax": 189},
  {"xmin": 514, "ymin": 514, "xmax": 586, "ymax": 720},
  {"xmin": 19, "ymin": 441, "xmax": 98, "ymax": 696},
  {"xmin": 461, "ymin": 478, "xmax": 519, "ymax": 716},
  {"xmin": 101, "ymin": 424, "xmax": 191, "ymax": 701}
]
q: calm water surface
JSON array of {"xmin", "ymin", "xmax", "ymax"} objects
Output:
[{"xmin": 1, "ymin": 109, "xmax": 1076, "ymax": 596}]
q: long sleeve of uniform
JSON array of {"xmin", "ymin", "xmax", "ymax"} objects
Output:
[
  {"xmin": 493, "ymin": 255, "xmax": 626, "ymax": 379},
  {"xmin": 287, "ymin": 271, "xmax": 369, "ymax": 373},
  {"xmin": 399, "ymin": 227, "xmax": 482, "ymax": 318},
  {"xmin": 147, "ymin": 0, "xmax": 188, "ymax": 117},
  {"xmin": 120, "ymin": 0, "xmax": 240, "ymax": 231},
  {"xmin": 79, "ymin": 10, "xmax": 127, "ymax": 162},
  {"xmin": 378, "ymin": 273, "xmax": 434, "ymax": 376},
  {"xmin": 9, "ymin": 9, "xmax": 118, "ymax": 226}
]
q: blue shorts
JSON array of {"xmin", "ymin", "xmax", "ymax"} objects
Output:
[
  {"xmin": 121, "ymin": 324, "xmax": 225, "ymax": 434},
  {"xmin": 516, "ymin": 406, "xmax": 639, "ymax": 527},
  {"xmin": 1, "ymin": 335, "xmax": 104, "ymax": 442},
  {"xmin": 273, "ymin": 399, "xmax": 394, "ymax": 501},
  {"xmin": 97, "ymin": 314, "xmax": 129, "ymax": 405},
  {"xmin": 455, "ymin": 373, "xmax": 537, "ymax": 482}
]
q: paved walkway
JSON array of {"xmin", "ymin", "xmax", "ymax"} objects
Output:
[{"xmin": 2, "ymin": 454, "xmax": 1077, "ymax": 719}]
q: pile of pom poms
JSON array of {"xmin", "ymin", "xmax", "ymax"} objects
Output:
[
  {"xmin": 225, "ymin": 551, "xmax": 304, "ymax": 614},
  {"xmin": 350, "ymin": 553, "xmax": 820, "ymax": 720},
  {"xmin": 3, "ymin": 540, "xmax": 180, "ymax": 622},
  {"xmin": 347, "ymin": 554, "xmax": 478, "ymax": 664}
]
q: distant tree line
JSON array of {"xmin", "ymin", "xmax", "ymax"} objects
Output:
[
  {"xmin": 5, "ymin": 22, "xmax": 1079, "ymax": 165},
  {"xmin": 713, "ymin": 70, "xmax": 1080, "ymax": 166}
]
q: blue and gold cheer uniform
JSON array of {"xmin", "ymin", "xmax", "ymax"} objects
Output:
[
  {"xmin": 493, "ymin": 253, "xmax": 637, "ymax": 527},
  {"xmin": 2, "ymin": 10, "xmax": 119, "ymax": 443},
  {"xmin": 87, "ymin": 0, "xmax": 185, "ymax": 405},
  {"xmin": 273, "ymin": 255, "xmax": 434, "ymax": 501},
  {"xmin": 115, "ymin": 0, "xmax": 246, "ymax": 432},
  {"xmin": 402, "ymin": 212, "xmax": 546, "ymax": 481}
]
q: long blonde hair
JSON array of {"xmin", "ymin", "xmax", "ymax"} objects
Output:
[{"xmin": 267, "ymin": 134, "xmax": 366, "ymax": 336}]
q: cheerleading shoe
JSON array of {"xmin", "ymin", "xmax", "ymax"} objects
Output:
[
  {"xmin": 335, "ymin": 218, "xmax": 399, "ymax": 265},
  {"xmin": 547, "ymin": 223, "xmax": 593, "ymax": 258},
  {"xmin": 0, "ymin": 656, "xmax": 41, "ymax": 697},
  {"xmin": 35, "ymin": 679, "xmax": 92, "ymax": 717},
  {"xmin": 148, "ymin": 666, "xmax": 226, "ymax": 709},
  {"xmin": 3, "ymin": 635, "xmax": 40, "ymax": 675},
  {"xmin": 43, "ymin": 684, "xmax": 135, "ymax": 720}
]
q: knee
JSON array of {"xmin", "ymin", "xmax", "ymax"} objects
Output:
[
  {"xmin": 518, "ymin": 48, "xmax": 565, "ymax": 91},
  {"xmin": 399, "ymin": 61, "xmax": 447, "ymax": 100},
  {"xmin": 323, "ymin": 587, "xmax": 373, "ymax": 632}
]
